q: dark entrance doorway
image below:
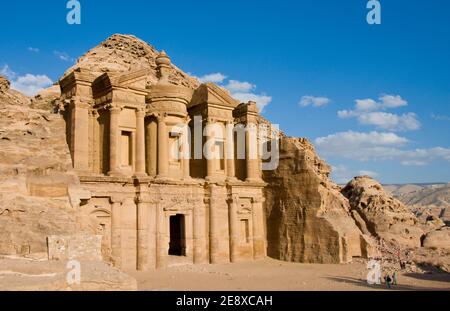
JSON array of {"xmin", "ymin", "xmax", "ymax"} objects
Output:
[{"xmin": 169, "ymin": 214, "xmax": 186, "ymax": 256}]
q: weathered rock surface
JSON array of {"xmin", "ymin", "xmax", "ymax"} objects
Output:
[
  {"xmin": 264, "ymin": 137, "xmax": 376, "ymax": 264},
  {"xmin": 0, "ymin": 258, "xmax": 137, "ymax": 291},
  {"xmin": 342, "ymin": 176, "xmax": 424, "ymax": 248},
  {"xmin": 0, "ymin": 75, "xmax": 10, "ymax": 92},
  {"xmin": 422, "ymin": 227, "xmax": 450, "ymax": 251},
  {"xmin": 0, "ymin": 76, "xmax": 94, "ymax": 256},
  {"xmin": 63, "ymin": 34, "xmax": 199, "ymax": 89}
]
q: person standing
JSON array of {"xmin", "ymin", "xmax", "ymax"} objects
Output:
[
  {"xmin": 385, "ymin": 274, "xmax": 392, "ymax": 289},
  {"xmin": 392, "ymin": 271, "xmax": 397, "ymax": 285}
]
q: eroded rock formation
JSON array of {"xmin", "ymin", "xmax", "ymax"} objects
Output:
[
  {"xmin": 63, "ymin": 34, "xmax": 199, "ymax": 89},
  {"xmin": 3, "ymin": 34, "xmax": 447, "ymax": 273},
  {"xmin": 342, "ymin": 176, "xmax": 424, "ymax": 248},
  {"xmin": 0, "ymin": 76, "xmax": 94, "ymax": 256},
  {"xmin": 423, "ymin": 227, "xmax": 450, "ymax": 251},
  {"xmin": 264, "ymin": 137, "xmax": 376, "ymax": 263}
]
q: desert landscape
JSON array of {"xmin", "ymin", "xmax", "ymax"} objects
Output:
[{"xmin": 0, "ymin": 34, "xmax": 449, "ymax": 291}]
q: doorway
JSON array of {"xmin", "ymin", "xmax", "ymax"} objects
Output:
[{"xmin": 169, "ymin": 214, "xmax": 186, "ymax": 256}]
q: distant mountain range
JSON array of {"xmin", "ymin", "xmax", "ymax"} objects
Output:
[{"xmin": 384, "ymin": 183, "xmax": 450, "ymax": 207}]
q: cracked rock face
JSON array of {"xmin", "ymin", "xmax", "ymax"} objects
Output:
[
  {"xmin": 263, "ymin": 137, "xmax": 376, "ymax": 264},
  {"xmin": 0, "ymin": 80, "xmax": 95, "ymax": 256},
  {"xmin": 342, "ymin": 176, "xmax": 424, "ymax": 248},
  {"xmin": 0, "ymin": 76, "xmax": 10, "ymax": 93}
]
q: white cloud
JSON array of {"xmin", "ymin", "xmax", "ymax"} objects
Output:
[
  {"xmin": 225, "ymin": 80, "xmax": 255, "ymax": 93},
  {"xmin": 356, "ymin": 98, "xmax": 378, "ymax": 112},
  {"xmin": 379, "ymin": 94, "xmax": 408, "ymax": 109},
  {"xmin": 28, "ymin": 47, "xmax": 40, "ymax": 53},
  {"xmin": 223, "ymin": 79, "xmax": 272, "ymax": 111},
  {"xmin": 196, "ymin": 72, "xmax": 227, "ymax": 84},
  {"xmin": 54, "ymin": 51, "xmax": 75, "ymax": 62},
  {"xmin": 358, "ymin": 112, "xmax": 421, "ymax": 131},
  {"xmin": 299, "ymin": 95, "xmax": 331, "ymax": 107},
  {"xmin": 0, "ymin": 64, "xmax": 16, "ymax": 79},
  {"xmin": 401, "ymin": 160, "xmax": 427, "ymax": 166},
  {"xmin": 338, "ymin": 94, "xmax": 420, "ymax": 132},
  {"xmin": 231, "ymin": 92, "xmax": 272, "ymax": 111},
  {"xmin": 315, "ymin": 130, "xmax": 450, "ymax": 165},
  {"xmin": 331, "ymin": 164, "xmax": 354, "ymax": 184},
  {"xmin": 193, "ymin": 73, "xmax": 273, "ymax": 111},
  {"xmin": 10, "ymin": 74, "xmax": 53, "ymax": 96}
]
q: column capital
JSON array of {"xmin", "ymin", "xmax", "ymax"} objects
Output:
[
  {"xmin": 70, "ymin": 99, "xmax": 91, "ymax": 110},
  {"xmin": 107, "ymin": 104, "xmax": 123, "ymax": 113},
  {"xmin": 135, "ymin": 194, "xmax": 157, "ymax": 204},
  {"xmin": 227, "ymin": 194, "xmax": 240, "ymax": 204},
  {"xmin": 136, "ymin": 107, "xmax": 146, "ymax": 117},
  {"xmin": 110, "ymin": 196, "xmax": 124, "ymax": 204}
]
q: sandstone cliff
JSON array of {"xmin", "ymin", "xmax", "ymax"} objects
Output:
[
  {"xmin": 263, "ymin": 137, "xmax": 376, "ymax": 264},
  {"xmin": 0, "ymin": 76, "xmax": 94, "ymax": 257},
  {"xmin": 342, "ymin": 176, "xmax": 424, "ymax": 249}
]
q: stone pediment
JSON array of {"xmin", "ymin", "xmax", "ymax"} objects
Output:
[
  {"xmin": 116, "ymin": 68, "xmax": 151, "ymax": 89},
  {"xmin": 92, "ymin": 69, "xmax": 150, "ymax": 99},
  {"xmin": 190, "ymin": 83, "xmax": 239, "ymax": 109},
  {"xmin": 59, "ymin": 67, "xmax": 97, "ymax": 93}
]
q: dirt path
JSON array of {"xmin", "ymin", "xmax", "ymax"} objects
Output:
[{"xmin": 130, "ymin": 258, "xmax": 450, "ymax": 291}]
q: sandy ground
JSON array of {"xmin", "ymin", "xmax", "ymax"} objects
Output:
[{"xmin": 129, "ymin": 258, "xmax": 450, "ymax": 291}]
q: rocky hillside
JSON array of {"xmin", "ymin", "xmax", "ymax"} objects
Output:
[
  {"xmin": 342, "ymin": 176, "xmax": 425, "ymax": 248},
  {"xmin": 263, "ymin": 138, "xmax": 377, "ymax": 264},
  {"xmin": 62, "ymin": 34, "xmax": 199, "ymax": 89},
  {"xmin": 0, "ymin": 75, "xmax": 94, "ymax": 257},
  {"xmin": 395, "ymin": 184, "xmax": 450, "ymax": 207}
]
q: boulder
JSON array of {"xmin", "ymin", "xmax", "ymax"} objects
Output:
[
  {"xmin": 422, "ymin": 227, "xmax": 450, "ymax": 251},
  {"xmin": 342, "ymin": 176, "xmax": 424, "ymax": 248},
  {"xmin": 0, "ymin": 75, "xmax": 10, "ymax": 93}
]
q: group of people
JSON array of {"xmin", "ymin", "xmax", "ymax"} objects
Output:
[{"xmin": 383, "ymin": 271, "xmax": 397, "ymax": 289}]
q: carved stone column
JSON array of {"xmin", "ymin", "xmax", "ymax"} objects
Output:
[
  {"xmin": 147, "ymin": 198, "xmax": 158, "ymax": 269},
  {"xmin": 246, "ymin": 123, "xmax": 261, "ymax": 182},
  {"xmin": 193, "ymin": 199, "xmax": 208, "ymax": 264},
  {"xmin": 157, "ymin": 115, "xmax": 169, "ymax": 178},
  {"xmin": 208, "ymin": 185, "xmax": 230, "ymax": 264},
  {"xmin": 252, "ymin": 196, "xmax": 266, "ymax": 259},
  {"xmin": 146, "ymin": 119, "xmax": 158, "ymax": 177},
  {"xmin": 135, "ymin": 108, "xmax": 147, "ymax": 177},
  {"xmin": 228, "ymin": 194, "xmax": 239, "ymax": 262},
  {"xmin": 90, "ymin": 110, "xmax": 100, "ymax": 174},
  {"xmin": 108, "ymin": 106, "xmax": 122, "ymax": 176},
  {"xmin": 156, "ymin": 200, "xmax": 168, "ymax": 269},
  {"xmin": 136, "ymin": 195, "xmax": 150, "ymax": 271},
  {"xmin": 182, "ymin": 119, "xmax": 191, "ymax": 180},
  {"xmin": 110, "ymin": 196, "xmax": 123, "ymax": 268},
  {"xmin": 70, "ymin": 99, "xmax": 90, "ymax": 173},
  {"xmin": 205, "ymin": 119, "xmax": 215, "ymax": 181},
  {"xmin": 226, "ymin": 121, "xmax": 236, "ymax": 181}
]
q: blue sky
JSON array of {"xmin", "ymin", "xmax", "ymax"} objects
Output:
[{"xmin": 0, "ymin": 0, "xmax": 449, "ymax": 184}]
